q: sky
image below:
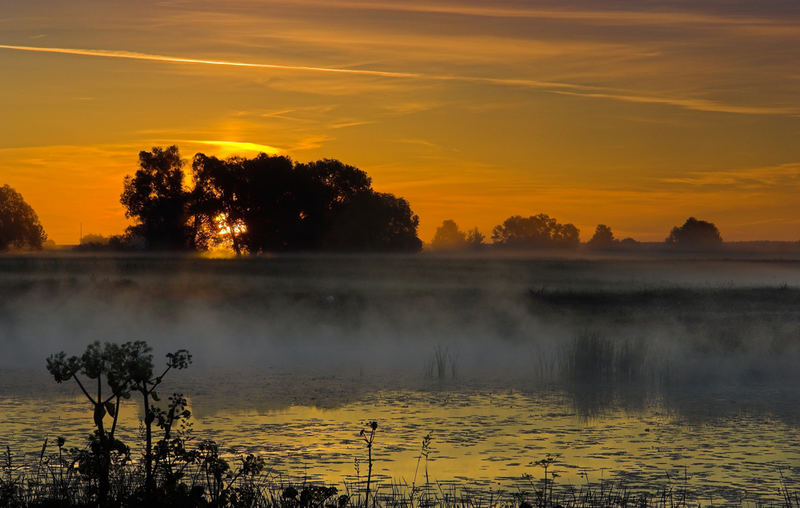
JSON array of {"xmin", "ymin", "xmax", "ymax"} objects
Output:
[{"xmin": 2, "ymin": 0, "xmax": 800, "ymax": 244}]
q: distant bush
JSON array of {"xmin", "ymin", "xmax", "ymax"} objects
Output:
[
  {"xmin": 430, "ymin": 220, "xmax": 485, "ymax": 251},
  {"xmin": 666, "ymin": 217, "xmax": 722, "ymax": 249},
  {"xmin": 491, "ymin": 213, "xmax": 579, "ymax": 249}
]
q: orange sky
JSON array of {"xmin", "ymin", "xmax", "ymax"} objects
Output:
[{"xmin": 2, "ymin": 0, "xmax": 800, "ymax": 244}]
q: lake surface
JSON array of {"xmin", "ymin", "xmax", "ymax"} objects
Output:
[{"xmin": 1, "ymin": 253, "xmax": 800, "ymax": 504}]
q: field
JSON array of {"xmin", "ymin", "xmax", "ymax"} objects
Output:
[{"xmin": 1, "ymin": 253, "xmax": 800, "ymax": 506}]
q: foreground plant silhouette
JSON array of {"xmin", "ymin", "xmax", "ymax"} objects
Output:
[
  {"xmin": 128, "ymin": 344, "xmax": 191, "ymax": 500},
  {"xmin": 47, "ymin": 342, "xmax": 136, "ymax": 506},
  {"xmin": 359, "ymin": 421, "xmax": 378, "ymax": 505},
  {"xmin": 46, "ymin": 341, "xmax": 191, "ymax": 507}
]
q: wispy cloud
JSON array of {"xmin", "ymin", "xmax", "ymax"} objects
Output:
[
  {"xmin": 2, "ymin": 43, "xmax": 791, "ymax": 117},
  {"xmin": 288, "ymin": 135, "xmax": 329, "ymax": 152},
  {"xmin": 267, "ymin": 0, "xmax": 796, "ymax": 28},
  {"xmin": 330, "ymin": 120, "xmax": 372, "ymax": 129},
  {"xmin": 553, "ymin": 90, "xmax": 800, "ymax": 116},
  {"xmin": 660, "ymin": 163, "xmax": 800, "ymax": 189},
  {"xmin": 0, "ymin": 44, "xmax": 419, "ymax": 78}
]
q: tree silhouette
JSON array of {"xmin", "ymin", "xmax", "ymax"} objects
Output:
[
  {"xmin": 296, "ymin": 158, "xmax": 373, "ymax": 249},
  {"xmin": 223, "ymin": 154, "xmax": 300, "ymax": 253},
  {"xmin": 323, "ymin": 191, "xmax": 422, "ymax": 251},
  {"xmin": 587, "ymin": 224, "xmax": 616, "ymax": 249},
  {"xmin": 120, "ymin": 146, "xmax": 196, "ymax": 250},
  {"xmin": 191, "ymin": 152, "xmax": 266, "ymax": 254},
  {"xmin": 431, "ymin": 220, "xmax": 467, "ymax": 250},
  {"xmin": 465, "ymin": 227, "xmax": 485, "ymax": 249},
  {"xmin": 551, "ymin": 222, "xmax": 580, "ymax": 248},
  {"xmin": 618, "ymin": 237, "xmax": 639, "ymax": 248},
  {"xmin": 666, "ymin": 217, "xmax": 723, "ymax": 248},
  {"xmin": 191, "ymin": 152, "xmax": 421, "ymax": 253},
  {"xmin": 0, "ymin": 184, "xmax": 47, "ymax": 250},
  {"xmin": 491, "ymin": 214, "xmax": 579, "ymax": 249}
]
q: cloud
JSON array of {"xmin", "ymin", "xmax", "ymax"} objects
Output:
[
  {"xmin": 659, "ymin": 163, "xmax": 800, "ymax": 189},
  {"xmin": 553, "ymin": 90, "xmax": 800, "ymax": 116},
  {"xmin": 263, "ymin": 0, "xmax": 797, "ymax": 28},
  {"xmin": 3, "ymin": 43, "xmax": 792, "ymax": 116},
  {"xmin": 183, "ymin": 140, "xmax": 283, "ymax": 155},
  {"xmin": 329, "ymin": 120, "xmax": 372, "ymax": 129},
  {"xmin": 0, "ymin": 44, "xmax": 420, "ymax": 78}
]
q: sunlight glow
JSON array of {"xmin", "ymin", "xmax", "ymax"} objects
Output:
[
  {"xmin": 215, "ymin": 214, "xmax": 246, "ymax": 238},
  {"xmin": 188, "ymin": 140, "xmax": 283, "ymax": 157}
]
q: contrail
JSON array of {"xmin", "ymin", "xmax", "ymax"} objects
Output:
[
  {"xmin": 0, "ymin": 43, "xmax": 791, "ymax": 116},
  {"xmin": 0, "ymin": 44, "xmax": 420, "ymax": 78},
  {"xmin": 0, "ymin": 43, "xmax": 586, "ymax": 91}
]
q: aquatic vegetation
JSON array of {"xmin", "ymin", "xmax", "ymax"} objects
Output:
[
  {"xmin": 426, "ymin": 345, "xmax": 458, "ymax": 381},
  {"xmin": 359, "ymin": 421, "xmax": 378, "ymax": 505},
  {"xmin": 561, "ymin": 332, "xmax": 649, "ymax": 385},
  {"xmin": 411, "ymin": 432, "xmax": 433, "ymax": 492}
]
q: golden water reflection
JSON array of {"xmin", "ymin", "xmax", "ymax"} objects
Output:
[{"xmin": 3, "ymin": 387, "xmax": 799, "ymax": 502}]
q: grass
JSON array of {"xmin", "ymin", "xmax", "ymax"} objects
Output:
[{"xmin": 2, "ymin": 436, "xmax": 799, "ymax": 507}]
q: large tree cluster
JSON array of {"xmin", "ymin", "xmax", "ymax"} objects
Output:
[{"xmin": 121, "ymin": 146, "xmax": 422, "ymax": 253}]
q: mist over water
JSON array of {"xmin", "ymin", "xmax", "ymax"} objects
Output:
[
  {"xmin": 3, "ymin": 253, "xmax": 800, "ymax": 500},
  {"xmin": 3, "ymin": 253, "xmax": 800, "ymax": 387}
]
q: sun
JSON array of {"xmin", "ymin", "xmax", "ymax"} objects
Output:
[{"xmin": 215, "ymin": 214, "xmax": 246, "ymax": 238}]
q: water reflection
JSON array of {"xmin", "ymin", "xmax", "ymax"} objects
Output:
[{"xmin": 2, "ymin": 367, "xmax": 799, "ymax": 504}]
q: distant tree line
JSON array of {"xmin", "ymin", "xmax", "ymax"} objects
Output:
[
  {"xmin": 430, "ymin": 216, "xmax": 724, "ymax": 251},
  {"xmin": 0, "ymin": 146, "xmax": 732, "ymax": 253}
]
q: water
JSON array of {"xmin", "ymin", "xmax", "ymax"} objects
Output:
[{"xmin": 1, "ymin": 253, "xmax": 799, "ymax": 503}]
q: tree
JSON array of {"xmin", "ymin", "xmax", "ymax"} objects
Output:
[
  {"xmin": 465, "ymin": 227, "xmax": 485, "ymax": 249},
  {"xmin": 0, "ymin": 184, "xmax": 47, "ymax": 250},
  {"xmin": 431, "ymin": 220, "xmax": 467, "ymax": 250},
  {"xmin": 296, "ymin": 158, "xmax": 373, "ymax": 249},
  {"xmin": 191, "ymin": 152, "xmax": 422, "ymax": 253},
  {"xmin": 192, "ymin": 153, "xmax": 300, "ymax": 253},
  {"xmin": 666, "ymin": 217, "xmax": 723, "ymax": 249},
  {"xmin": 551, "ymin": 222, "xmax": 580, "ymax": 248},
  {"xmin": 296, "ymin": 158, "xmax": 372, "ymax": 207},
  {"xmin": 323, "ymin": 191, "xmax": 422, "ymax": 251},
  {"xmin": 191, "ymin": 153, "xmax": 247, "ymax": 253},
  {"xmin": 120, "ymin": 146, "xmax": 196, "ymax": 250},
  {"xmin": 618, "ymin": 237, "xmax": 639, "ymax": 248},
  {"xmin": 491, "ymin": 213, "xmax": 579, "ymax": 249},
  {"xmin": 80, "ymin": 233, "xmax": 110, "ymax": 246},
  {"xmin": 587, "ymin": 224, "xmax": 616, "ymax": 249}
]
